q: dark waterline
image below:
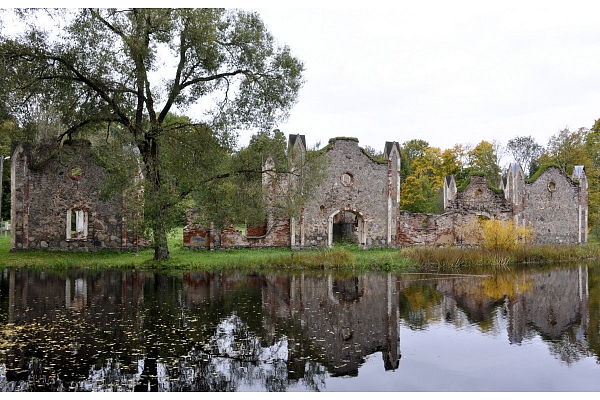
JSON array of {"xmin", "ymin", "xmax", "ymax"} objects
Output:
[{"xmin": 0, "ymin": 264, "xmax": 599, "ymax": 392}]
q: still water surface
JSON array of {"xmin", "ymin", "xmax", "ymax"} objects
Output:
[{"xmin": 1, "ymin": 264, "xmax": 599, "ymax": 391}]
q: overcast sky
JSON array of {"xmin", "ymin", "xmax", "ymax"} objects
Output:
[{"xmin": 237, "ymin": 2, "xmax": 600, "ymax": 161}]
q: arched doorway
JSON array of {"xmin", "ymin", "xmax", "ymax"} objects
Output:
[{"xmin": 327, "ymin": 208, "xmax": 366, "ymax": 248}]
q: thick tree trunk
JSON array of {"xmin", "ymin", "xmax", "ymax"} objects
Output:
[
  {"xmin": 142, "ymin": 134, "xmax": 171, "ymax": 261},
  {"xmin": 152, "ymin": 220, "xmax": 170, "ymax": 260}
]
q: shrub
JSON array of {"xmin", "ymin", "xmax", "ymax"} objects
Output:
[{"xmin": 480, "ymin": 219, "xmax": 533, "ymax": 251}]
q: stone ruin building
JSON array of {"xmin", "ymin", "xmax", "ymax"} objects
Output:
[
  {"xmin": 183, "ymin": 136, "xmax": 402, "ymax": 250},
  {"xmin": 184, "ymin": 135, "xmax": 588, "ymax": 250},
  {"xmin": 9, "ymin": 134, "xmax": 587, "ymax": 252},
  {"xmin": 399, "ymin": 163, "xmax": 587, "ymax": 246},
  {"xmin": 10, "ymin": 140, "xmax": 143, "ymax": 251}
]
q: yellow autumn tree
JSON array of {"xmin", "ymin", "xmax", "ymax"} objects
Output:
[{"xmin": 480, "ymin": 219, "xmax": 534, "ymax": 251}]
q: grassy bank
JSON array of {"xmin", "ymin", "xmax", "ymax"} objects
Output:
[
  {"xmin": 0, "ymin": 233, "xmax": 415, "ymax": 272},
  {"xmin": 0, "ymin": 229, "xmax": 599, "ymax": 272}
]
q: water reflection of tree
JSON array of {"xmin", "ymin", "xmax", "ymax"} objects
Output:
[
  {"xmin": 0, "ymin": 269, "xmax": 331, "ymax": 392},
  {"xmin": 398, "ymin": 284, "xmax": 443, "ymax": 329},
  {"xmin": 111, "ymin": 272, "xmax": 329, "ymax": 392},
  {"xmin": 9, "ymin": 266, "xmax": 597, "ymax": 390}
]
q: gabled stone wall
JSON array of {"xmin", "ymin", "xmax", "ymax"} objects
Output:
[
  {"xmin": 398, "ymin": 165, "xmax": 587, "ymax": 246},
  {"xmin": 523, "ymin": 166, "xmax": 587, "ymax": 244},
  {"xmin": 10, "ymin": 141, "xmax": 141, "ymax": 251},
  {"xmin": 299, "ymin": 138, "xmax": 400, "ymax": 248},
  {"xmin": 445, "ymin": 175, "xmax": 513, "ymax": 219}
]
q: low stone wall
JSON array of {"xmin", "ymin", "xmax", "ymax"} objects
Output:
[
  {"xmin": 396, "ymin": 211, "xmax": 482, "ymax": 246},
  {"xmin": 183, "ymin": 219, "xmax": 291, "ymax": 250}
]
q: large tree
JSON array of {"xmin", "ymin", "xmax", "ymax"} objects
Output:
[
  {"xmin": 466, "ymin": 140, "xmax": 503, "ymax": 188},
  {"xmin": 0, "ymin": 8, "xmax": 304, "ymax": 259},
  {"xmin": 506, "ymin": 135, "xmax": 544, "ymax": 178}
]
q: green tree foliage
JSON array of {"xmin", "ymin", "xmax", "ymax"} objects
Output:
[
  {"xmin": 0, "ymin": 8, "xmax": 305, "ymax": 259},
  {"xmin": 400, "ymin": 139, "xmax": 429, "ymax": 186},
  {"xmin": 0, "ymin": 110, "xmax": 18, "ymax": 222},
  {"xmin": 466, "ymin": 140, "xmax": 503, "ymax": 188},
  {"xmin": 539, "ymin": 127, "xmax": 591, "ymax": 173},
  {"xmin": 399, "ymin": 140, "xmax": 465, "ymax": 213},
  {"xmin": 506, "ymin": 135, "xmax": 544, "ymax": 178},
  {"xmin": 191, "ymin": 129, "xmax": 327, "ymax": 230},
  {"xmin": 400, "ymin": 176, "xmax": 432, "ymax": 213},
  {"xmin": 441, "ymin": 145, "xmax": 468, "ymax": 182}
]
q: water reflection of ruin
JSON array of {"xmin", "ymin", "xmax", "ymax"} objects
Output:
[
  {"xmin": 0, "ymin": 269, "xmax": 401, "ymax": 391},
  {"xmin": 427, "ymin": 266, "xmax": 589, "ymax": 350},
  {"xmin": 263, "ymin": 273, "xmax": 400, "ymax": 375},
  {"xmin": 0, "ymin": 265, "xmax": 594, "ymax": 391},
  {"xmin": 183, "ymin": 272, "xmax": 401, "ymax": 376}
]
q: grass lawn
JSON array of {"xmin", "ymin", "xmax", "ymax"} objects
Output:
[{"xmin": 0, "ymin": 228, "xmax": 417, "ymax": 271}]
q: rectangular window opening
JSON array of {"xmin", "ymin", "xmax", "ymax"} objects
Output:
[{"xmin": 67, "ymin": 208, "xmax": 88, "ymax": 240}]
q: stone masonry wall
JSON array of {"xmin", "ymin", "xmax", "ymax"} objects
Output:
[
  {"xmin": 10, "ymin": 141, "xmax": 140, "ymax": 251},
  {"xmin": 182, "ymin": 137, "xmax": 586, "ymax": 250},
  {"xmin": 397, "ymin": 175, "xmax": 513, "ymax": 246},
  {"xmin": 301, "ymin": 138, "xmax": 397, "ymax": 248},
  {"xmin": 524, "ymin": 166, "xmax": 583, "ymax": 244},
  {"xmin": 396, "ymin": 211, "xmax": 482, "ymax": 246},
  {"xmin": 183, "ymin": 218, "xmax": 291, "ymax": 250},
  {"xmin": 445, "ymin": 175, "xmax": 513, "ymax": 219}
]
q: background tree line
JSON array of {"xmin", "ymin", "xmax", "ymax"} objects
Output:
[{"xmin": 388, "ymin": 123, "xmax": 600, "ymax": 236}]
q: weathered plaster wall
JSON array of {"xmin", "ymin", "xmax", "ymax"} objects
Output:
[{"xmin": 10, "ymin": 141, "xmax": 140, "ymax": 251}]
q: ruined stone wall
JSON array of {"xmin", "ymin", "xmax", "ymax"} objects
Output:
[
  {"xmin": 183, "ymin": 218, "xmax": 291, "ymax": 250},
  {"xmin": 182, "ymin": 137, "xmax": 587, "ymax": 250},
  {"xmin": 10, "ymin": 141, "xmax": 140, "ymax": 251},
  {"xmin": 301, "ymin": 138, "xmax": 396, "ymax": 248},
  {"xmin": 445, "ymin": 175, "xmax": 513, "ymax": 219},
  {"xmin": 523, "ymin": 166, "xmax": 583, "ymax": 244},
  {"xmin": 504, "ymin": 164, "xmax": 527, "ymax": 221},
  {"xmin": 396, "ymin": 211, "xmax": 481, "ymax": 246},
  {"xmin": 396, "ymin": 174, "xmax": 513, "ymax": 247}
]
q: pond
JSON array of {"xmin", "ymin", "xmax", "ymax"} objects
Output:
[{"xmin": 1, "ymin": 264, "xmax": 600, "ymax": 392}]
